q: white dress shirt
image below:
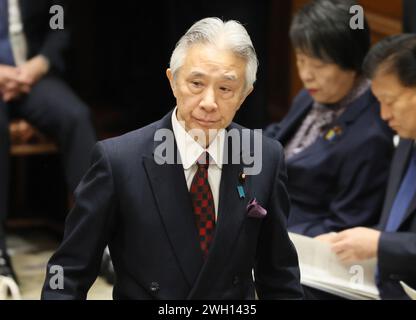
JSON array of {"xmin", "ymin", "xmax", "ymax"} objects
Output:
[
  {"xmin": 171, "ymin": 107, "xmax": 225, "ymax": 220},
  {"xmin": 7, "ymin": 0, "xmax": 27, "ymax": 65}
]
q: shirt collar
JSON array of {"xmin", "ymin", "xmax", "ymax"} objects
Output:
[{"xmin": 171, "ymin": 107, "xmax": 225, "ymax": 170}]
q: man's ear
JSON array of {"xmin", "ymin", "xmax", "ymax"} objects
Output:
[
  {"xmin": 244, "ymin": 85, "xmax": 254, "ymax": 99},
  {"xmin": 166, "ymin": 68, "xmax": 176, "ymax": 97},
  {"xmin": 235, "ymin": 86, "xmax": 254, "ymax": 112},
  {"xmin": 237, "ymin": 85, "xmax": 254, "ymax": 109}
]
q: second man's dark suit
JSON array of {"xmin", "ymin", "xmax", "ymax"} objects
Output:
[{"xmin": 377, "ymin": 139, "xmax": 416, "ymax": 299}]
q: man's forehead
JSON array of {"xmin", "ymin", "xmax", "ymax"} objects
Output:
[
  {"xmin": 373, "ymin": 72, "xmax": 400, "ymax": 89},
  {"xmin": 372, "ymin": 73, "xmax": 412, "ymax": 101},
  {"xmin": 188, "ymin": 70, "xmax": 238, "ymax": 81},
  {"xmin": 182, "ymin": 44, "xmax": 246, "ymax": 69}
]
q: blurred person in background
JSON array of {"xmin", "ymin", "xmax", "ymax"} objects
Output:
[
  {"xmin": 0, "ymin": 0, "xmax": 96, "ymax": 283},
  {"xmin": 265, "ymin": 0, "xmax": 393, "ymax": 238},
  {"xmin": 319, "ymin": 34, "xmax": 416, "ymax": 300}
]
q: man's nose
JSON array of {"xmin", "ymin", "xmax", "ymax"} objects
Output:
[
  {"xmin": 380, "ymin": 104, "xmax": 393, "ymax": 121},
  {"xmin": 200, "ymin": 87, "xmax": 217, "ymax": 111}
]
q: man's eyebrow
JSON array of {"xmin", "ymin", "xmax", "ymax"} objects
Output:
[
  {"xmin": 222, "ymin": 74, "xmax": 237, "ymax": 81},
  {"xmin": 189, "ymin": 71, "xmax": 206, "ymax": 77},
  {"xmin": 188, "ymin": 71, "xmax": 237, "ymax": 81}
]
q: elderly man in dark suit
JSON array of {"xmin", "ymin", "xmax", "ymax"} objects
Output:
[
  {"xmin": 41, "ymin": 17, "xmax": 303, "ymax": 300},
  {"xmin": 318, "ymin": 34, "xmax": 416, "ymax": 299},
  {"xmin": 0, "ymin": 0, "xmax": 96, "ymax": 280}
]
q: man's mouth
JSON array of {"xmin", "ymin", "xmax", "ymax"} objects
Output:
[{"xmin": 193, "ymin": 117, "xmax": 218, "ymax": 127}]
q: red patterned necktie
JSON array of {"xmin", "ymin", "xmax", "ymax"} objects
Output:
[{"xmin": 190, "ymin": 152, "xmax": 216, "ymax": 258}]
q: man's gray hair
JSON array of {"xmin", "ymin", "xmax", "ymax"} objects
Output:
[{"xmin": 169, "ymin": 17, "xmax": 258, "ymax": 89}]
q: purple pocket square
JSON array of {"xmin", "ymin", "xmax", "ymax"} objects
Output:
[{"xmin": 246, "ymin": 198, "xmax": 267, "ymax": 218}]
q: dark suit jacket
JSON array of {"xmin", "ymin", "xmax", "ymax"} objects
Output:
[
  {"xmin": 41, "ymin": 111, "xmax": 303, "ymax": 300},
  {"xmin": 18, "ymin": 0, "xmax": 69, "ymax": 72},
  {"xmin": 377, "ymin": 139, "xmax": 416, "ymax": 299},
  {"xmin": 265, "ymin": 89, "xmax": 394, "ymax": 236}
]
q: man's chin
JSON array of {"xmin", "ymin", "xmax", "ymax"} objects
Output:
[
  {"xmin": 189, "ymin": 124, "xmax": 220, "ymax": 134},
  {"xmin": 187, "ymin": 126, "xmax": 221, "ymax": 144},
  {"xmin": 397, "ymin": 131, "xmax": 416, "ymax": 140}
]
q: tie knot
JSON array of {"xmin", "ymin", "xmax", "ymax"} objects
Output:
[{"xmin": 196, "ymin": 152, "xmax": 210, "ymax": 169}]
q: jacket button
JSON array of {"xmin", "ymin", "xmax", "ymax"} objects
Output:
[
  {"xmin": 150, "ymin": 282, "xmax": 160, "ymax": 292},
  {"xmin": 232, "ymin": 276, "xmax": 240, "ymax": 286}
]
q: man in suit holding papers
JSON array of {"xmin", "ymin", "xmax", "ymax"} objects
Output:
[{"xmin": 317, "ymin": 34, "xmax": 416, "ymax": 300}]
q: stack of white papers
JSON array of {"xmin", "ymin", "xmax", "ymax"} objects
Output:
[{"xmin": 289, "ymin": 232, "xmax": 380, "ymax": 300}]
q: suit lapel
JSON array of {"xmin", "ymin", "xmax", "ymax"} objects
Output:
[
  {"xmin": 286, "ymin": 134, "xmax": 333, "ymax": 163},
  {"xmin": 145, "ymin": 116, "xmax": 256, "ymax": 297},
  {"xmin": 397, "ymin": 142, "xmax": 416, "ymax": 228},
  {"xmin": 379, "ymin": 140, "xmax": 415, "ymax": 229},
  {"xmin": 403, "ymin": 195, "xmax": 416, "ymax": 227},
  {"xmin": 211, "ymin": 160, "xmax": 250, "ymax": 259},
  {"xmin": 288, "ymin": 89, "xmax": 373, "ymax": 164},
  {"xmin": 143, "ymin": 112, "xmax": 203, "ymax": 287},
  {"xmin": 188, "ymin": 125, "xmax": 251, "ymax": 298}
]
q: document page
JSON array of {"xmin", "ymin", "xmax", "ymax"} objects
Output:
[{"xmin": 289, "ymin": 232, "xmax": 379, "ymax": 300}]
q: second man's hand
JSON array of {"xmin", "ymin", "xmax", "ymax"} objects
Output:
[{"xmin": 325, "ymin": 227, "xmax": 381, "ymax": 264}]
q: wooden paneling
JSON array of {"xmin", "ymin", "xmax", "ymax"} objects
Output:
[
  {"xmin": 267, "ymin": 0, "xmax": 292, "ymax": 122},
  {"xmin": 359, "ymin": 0, "xmax": 402, "ymax": 20}
]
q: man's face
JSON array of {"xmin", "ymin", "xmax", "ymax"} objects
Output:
[
  {"xmin": 167, "ymin": 44, "xmax": 252, "ymax": 142},
  {"xmin": 371, "ymin": 71, "xmax": 416, "ymax": 139}
]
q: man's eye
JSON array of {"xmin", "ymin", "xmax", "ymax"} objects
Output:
[
  {"xmin": 191, "ymin": 81, "xmax": 202, "ymax": 87},
  {"xmin": 220, "ymin": 87, "xmax": 231, "ymax": 92}
]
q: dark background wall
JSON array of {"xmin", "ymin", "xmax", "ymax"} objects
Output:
[
  {"xmin": 66, "ymin": 0, "xmax": 408, "ymax": 133},
  {"xmin": 65, "ymin": 0, "xmax": 289, "ymax": 133}
]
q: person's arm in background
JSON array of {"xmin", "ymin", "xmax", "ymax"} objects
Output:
[
  {"xmin": 318, "ymin": 227, "xmax": 416, "ymax": 285},
  {"xmin": 289, "ymin": 132, "xmax": 393, "ymax": 237},
  {"xmin": 1, "ymin": 0, "xmax": 70, "ymax": 101},
  {"xmin": 18, "ymin": 0, "xmax": 70, "ymax": 86}
]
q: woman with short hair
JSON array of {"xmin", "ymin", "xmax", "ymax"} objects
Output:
[{"xmin": 266, "ymin": 0, "xmax": 394, "ymax": 237}]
